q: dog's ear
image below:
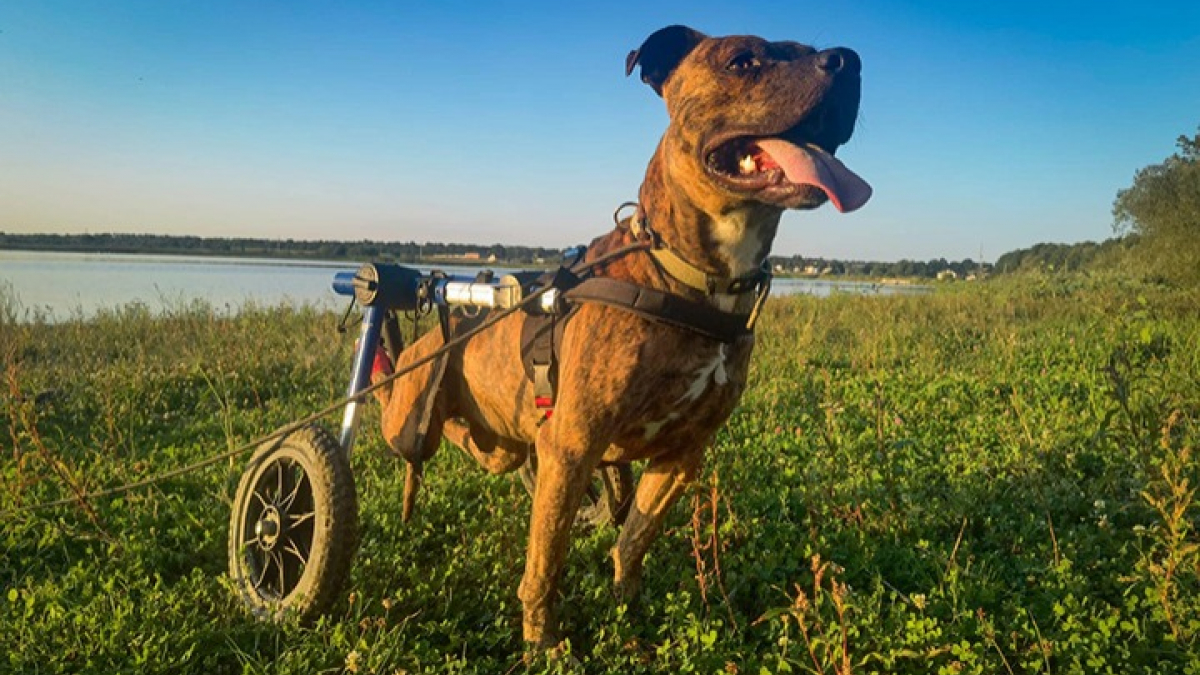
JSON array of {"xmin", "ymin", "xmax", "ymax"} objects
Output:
[{"xmin": 625, "ymin": 25, "xmax": 707, "ymax": 96}]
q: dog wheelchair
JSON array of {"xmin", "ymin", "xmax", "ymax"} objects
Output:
[{"xmin": 226, "ymin": 260, "xmax": 634, "ymax": 621}]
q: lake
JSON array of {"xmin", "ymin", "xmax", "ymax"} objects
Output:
[{"xmin": 1, "ymin": 249, "xmax": 927, "ymax": 322}]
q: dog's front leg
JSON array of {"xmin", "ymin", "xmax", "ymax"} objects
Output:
[
  {"xmin": 517, "ymin": 429, "xmax": 601, "ymax": 647},
  {"xmin": 612, "ymin": 447, "xmax": 704, "ymax": 602}
]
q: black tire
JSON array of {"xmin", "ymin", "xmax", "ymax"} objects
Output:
[
  {"xmin": 518, "ymin": 456, "xmax": 634, "ymax": 528},
  {"xmin": 228, "ymin": 424, "xmax": 357, "ymax": 622}
]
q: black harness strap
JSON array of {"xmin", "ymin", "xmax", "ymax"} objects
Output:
[
  {"xmin": 520, "ymin": 312, "xmax": 571, "ymax": 409},
  {"xmin": 516, "ymin": 240, "xmax": 764, "ymax": 414},
  {"xmin": 518, "ymin": 269, "xmax": 581, "ymax": 416},
  {"xmin": 563, "ymin": 276, "xmax": 754, "ymax": 344}
]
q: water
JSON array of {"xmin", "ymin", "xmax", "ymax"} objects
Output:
[
  {"xmin": 1, "ymin": 249, "xmax": 926, "ymax": 322},
  {"xmin": 771, "ymin": 275, "xmax": 928, "ymax": 298}
]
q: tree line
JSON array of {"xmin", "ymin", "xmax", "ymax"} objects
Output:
[
  {"xmin": 0, "ymin": 231, "xmax": 992, "ymax": 280},
  {"xmin": 0, "ymin": 232, "xmax": 564, "ymax": 266},
  {"xmin": 999, "ymin": 125, "xmax": 1200, "ymax": 285},
  {"xmin": 992, "ymin": 238, "xmax": 1136, "ymax": 274},
  {"xmin": 1112, "ymin": 127, "xmax": 1200, "ymax": 286},
  {"xmin": 767, "ymin": 254, "xmax": 989, "ymax": 279},
  {"xmin": 0, "ymin": 229, "xmax": 998, "ymax": 277}
]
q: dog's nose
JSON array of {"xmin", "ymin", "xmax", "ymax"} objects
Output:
[{"xmin": 815, "ymin": 48, "xmax": 860, "ymax": 76}]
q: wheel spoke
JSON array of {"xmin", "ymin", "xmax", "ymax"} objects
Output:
[
  {"xmin": 251, "ymin": 489, "xmax": 269, "ymax": 511},
  {"xmin": 284, "ymin": 538, "xmax": 309, "ymax": 568},
  {"xmin": 271, "ymin": 549, "xmax": 287, "ymax": 595},
  {"xmin": 281, "ymin": 469, "xmax": 306, "ymax": 510},
  {"xmin": 252, "ymin": 549, "xmax": 273, "ymax": 591},
  {"xmin": 289, "ymin": 510, "xmax": 316, "ymax": 528}
]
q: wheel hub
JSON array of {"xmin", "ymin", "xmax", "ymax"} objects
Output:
[{"xmin": 255, "ymin": 506, "xmax": 283, "ymax": 550}]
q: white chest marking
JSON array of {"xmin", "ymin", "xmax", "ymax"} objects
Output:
[
  {"xmin": 679, "ymin": 344, "xmax": 728, "ymax": 405},
  {"xmin": 643, "ymin": 412, "xmax": 681, "ymax": 441},
  {"xmin": 711, "ymin": 211, "xmax": 763, "ymax": 278}
]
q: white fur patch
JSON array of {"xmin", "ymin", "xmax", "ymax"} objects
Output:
[
  {"xmin": 679, "ymin": 344, "xmax": 728, "ymax": 404},
  {"xmin": 643, "ymin": 412, "xmax": 681, "ymax": 441},
  {"xmin": 711, "ymin": 210, "xmax": 763, "ymax": 278}
]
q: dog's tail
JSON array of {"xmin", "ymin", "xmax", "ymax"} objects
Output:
[{"xmin": 402, "ymin": 460, "xmax": 422, "ymax": 523}]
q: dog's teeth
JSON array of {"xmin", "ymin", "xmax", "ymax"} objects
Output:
[{"xmin": 738, "ymin": 155, "xmax": 757, "ymax": 174}]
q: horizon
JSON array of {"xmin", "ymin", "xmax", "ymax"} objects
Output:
[
  {"xmin": 1, "ymin": 228, "xmax": 1089, "ymax": 265},
  {"xmin": 2, "ymin": 1, "xmax": 1198, "ymax": 262}
]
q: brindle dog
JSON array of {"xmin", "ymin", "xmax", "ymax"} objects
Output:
[{"xmin": 373, "ymin": 25, "xmax": 871, "ymax": 646}]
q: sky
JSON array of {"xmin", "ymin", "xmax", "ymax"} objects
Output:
[{"xmin": 2, "ymin": 1, "xmax": 1198, "ymax": 262}]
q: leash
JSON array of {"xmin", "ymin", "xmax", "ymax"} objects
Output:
[{"xmin": 2, "ymin": 239, "xmax": 652, "ymax": 519}]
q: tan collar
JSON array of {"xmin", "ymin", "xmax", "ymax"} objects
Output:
[{"xmin": 628, "ymin": 210, "xmax": 770, "ymax": 296}]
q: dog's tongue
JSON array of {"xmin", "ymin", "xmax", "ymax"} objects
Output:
[{"xmin": 754, "ymin": 139, "xmax": 872, "ymax": 213}]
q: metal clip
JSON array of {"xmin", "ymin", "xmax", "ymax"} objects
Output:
[{"xmin": 613, "ymin": 201, "xmax": 639, "ymax": 227}]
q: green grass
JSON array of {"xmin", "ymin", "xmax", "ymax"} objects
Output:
[{"xmin": 2, "ymin": 274, "xmax": 1199, "ymax": 674}]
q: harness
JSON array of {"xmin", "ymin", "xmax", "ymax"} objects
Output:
[{"xmin": 519, "ymin": 206, "xmax": 773, "ymax": 417}]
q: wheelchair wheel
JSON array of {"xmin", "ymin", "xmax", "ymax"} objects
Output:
[
  {"xmin": 228, "ymin": 424, "xmax": 357, "ymax": 621},
  {"xmin": 518, "ymin": 456, "xmax": 634, "ymax": 528}
]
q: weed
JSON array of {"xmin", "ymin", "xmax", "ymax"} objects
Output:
[
  {"xmin": 688, "ymin": 470, "xmax": 738, "ymax": 631},
  {"xmin": 1137, "ymin": 410, "xmax": 1198, "ymax": 645}
]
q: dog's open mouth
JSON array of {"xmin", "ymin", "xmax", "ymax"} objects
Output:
[{"xmin": 705, "ymin": 137, "xmax": 872, "ymax": 213}]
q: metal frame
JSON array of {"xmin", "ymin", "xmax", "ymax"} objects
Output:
[{"xmin": 330, "ymin": 263, "xmax": 536, "ymax": 453}]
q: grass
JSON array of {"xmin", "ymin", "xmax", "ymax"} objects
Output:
[{"xmin": 2, "ymin": 273, "xmax": 1199, "ymax": 674}]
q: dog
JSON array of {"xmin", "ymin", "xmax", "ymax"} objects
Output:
[{"xmin": 372, "ymin": 25, "xmax": 870, "ymax": 647}]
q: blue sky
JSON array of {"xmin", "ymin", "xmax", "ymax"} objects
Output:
[{"xmin": 2, "ymin": 1, "xmax": 1197, "ymax": 262}]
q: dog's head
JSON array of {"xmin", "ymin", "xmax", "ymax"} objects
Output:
[{"xmin": 627, "ymin": 26, "xmax": 871, "ymax": 214}]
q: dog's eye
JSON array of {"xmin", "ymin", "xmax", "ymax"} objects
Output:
[{"xmin": 727, "ymin": 52, "xmax": 762, "ymax": 71}]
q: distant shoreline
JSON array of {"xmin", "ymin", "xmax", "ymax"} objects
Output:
[
  {"xmin": 0, "ymin": 231, "xmax": 990, "ymax": 282},
  {"xmin": 0, "ymin": 234, "xmax": 531, "ymax": 268},
  {"xmin": 0, "ymin": 245, "xmax": 929, "ymax": 285},
  {"xmin": 0, "ymin": 245, "xmax": 497, "ymax": 270}
]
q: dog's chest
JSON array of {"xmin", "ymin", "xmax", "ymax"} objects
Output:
[{"xmin": 611, "ymin": 337, "xmax": 752, "ymax": 457}]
